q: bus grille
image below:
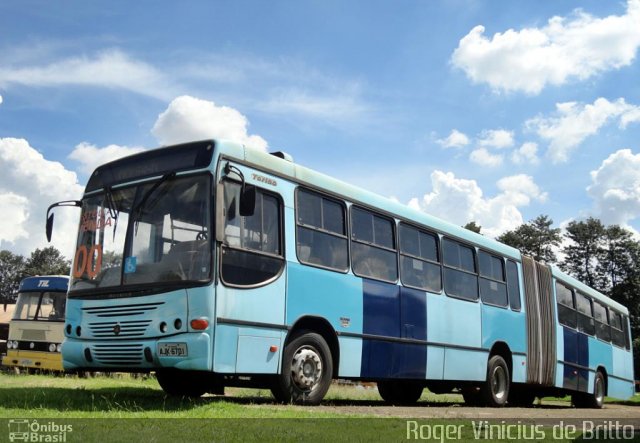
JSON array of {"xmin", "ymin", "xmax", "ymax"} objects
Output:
[
  {"xmin": 88, "ymin": 320, "xmax": 152, "ymax": 338},
  {"xmin": 82, "ymin": 302, "xmax": 165, "ymax": 318},
  {"xmin": 91, "ymin": 343, "xmax": 144, "ymax": 366}
]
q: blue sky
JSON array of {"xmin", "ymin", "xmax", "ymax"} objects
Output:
[{"xmin": 1, "ymin": 1, "xmax": 640, "ymax": 257}]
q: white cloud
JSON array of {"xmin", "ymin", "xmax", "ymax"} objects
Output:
[
  {"xmin": 0, "ymin": 94, "xmax": 3, "ymax": 105},
  {"xmin": 437, "ymin": 129, "xmax": 470, "ymax": 148},
  {"xmin": 451, "ymin": 0, "xmax": 640, "ymax": 94},
  {"xmin": 587, "ymin": 149, "xmax": 640, "ymax": 228},
  {"xmin": 408, "ymin": 171, "xmax": 546, "ymax": 237},
  {"xmin": 152, "ymin": 95, "xmax": 268, "ymax": 151},
  {"xmin": 526, "ymin": 97, "xmax": 640, "ymax": 163},
  {"xmin": 258, "ymin": 88, "xmax": 367, "ymax": 122},
  {"xmin": 69, "ymin": 142, "xmax": 146, "ymax": 175},
  {"xmin": 0, "ymin": 49, "xmax": 174, "ymax": 100},
  {"xmin": 478, "ymin": 129, "xmax": 514, "ymax": 149},
  {"xmin": 470, "ymin": 148, "xmax": 503, "ymax": 167},
  {"xmin": 0, "ymin": 138, "xmax": 83, "ymax": 258},
  {"xmin": 511, "ymin": 142, "xmax": 540, "ymax": 165}
]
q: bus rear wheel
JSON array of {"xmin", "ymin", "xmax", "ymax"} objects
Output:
[
  {"xmin": 377, "ymin": 380, "xmax": 424, "ymax": 405},
  {"xmin": 572, "ymin": 371, "xmax": 605, "ymax": 409},
  {"xmin": 480, "ymin": 355, "xmax": 510, "ymax": 407},
  {"xmin": 156, "ymin": 369, "xmax": 207, "ymax": 398},
  {"xmin": 271, "ymin": 331, "xmax": 333, "ymax": 405}
]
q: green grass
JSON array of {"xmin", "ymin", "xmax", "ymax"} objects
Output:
[{"xmin": 1, "ymin": 373, "xmax": 636, "ymax": 442}]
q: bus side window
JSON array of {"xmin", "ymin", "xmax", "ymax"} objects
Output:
[
  {"xmin": 556, "ymin": 282, "xmax": 577, "ymax": 329},
  {"xmin": 593, "ymin": 301, "xmax": 611, "ymax": 342},
  {"xmin": 295, "ymin": 189, "xmax": 348, "ymax": 272},
  {"xmin": 220, "ymin": 181, "xmax": 284, "ymax": 287},
  {"xmin": 506, "ymin": 260, "xmax": 521, "ymax": 311},
  {"xmin": 623, "ymin": 315, "xmax": 631, "ymax": 350},
  {"xmin": 478, "ymin": 251, "xmax": 507, "ymax": 307},
  {"xmin": 442, "ymin": 238, "xmax": 478, "ymax": 301},
  {"xmin": 575, "ymin": 292, "xmax": 595, "ymax": 336},
  {"xmin": 609, "ymin": 311, "xmax": 626, "ymax": 348},
  {"xmin": 350, "ymin": 207, "xmax": 398, "ymax": 283},
  {"xmin": 398, "ymin": 223, "xmax": 441, "ymax": 293}
]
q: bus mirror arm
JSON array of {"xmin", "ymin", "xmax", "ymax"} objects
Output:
[
  {"xmin": 215, "ymin": 183, "xmax": 226, "ymax": 244},
  {"xmin": 46, "ymin": 200, "xmax": 82, "ymax": 242},
  {"xmin": 222, "ymin": 162, "xmax": 256, "ymax": 217}
]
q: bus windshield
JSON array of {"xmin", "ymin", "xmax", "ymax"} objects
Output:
[
  {"xmin": 70, "ymin": 174, "xmax": 212, "ymax": 293},
  {"xmin": 13, "ymin": 291, "xmax": 66, "ymax": 321}
]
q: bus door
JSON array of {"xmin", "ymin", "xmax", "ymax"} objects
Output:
[{"xmin": 214, "ymin": 170, "xmax": 286, "ymax": 374}]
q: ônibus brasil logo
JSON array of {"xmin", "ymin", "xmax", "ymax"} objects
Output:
[{"xmin": 8, "ymin": 419, "xmax": 72, "ymax": 442}]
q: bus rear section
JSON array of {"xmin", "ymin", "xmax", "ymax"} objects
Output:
[{"xmin": 2, "ymin": 276, "xmax": 68, "ymax": 372}]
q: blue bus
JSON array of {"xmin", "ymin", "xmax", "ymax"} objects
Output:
[{"xmin": 46, "ymin": 140, "xmax": 634, "ymax": 407}]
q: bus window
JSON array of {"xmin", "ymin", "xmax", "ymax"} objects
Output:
[
  {"xmin": 593, "ymin": 301, "xmax": 611, "ymax": 342},
  {"xmin": 442, "ymin": 239, "xmax": 478, "ymax": 301},
  {"xmin": 575, "ymin": 292, "xmax": 595, "ymax": 336},
  {"xmin": 221, "ymin": 182, "xmax": 284, "ymax": 287},
  {"xmin": 506, "ymin": 260, "xmax": 521, "ymax": 311},
  {"xmin": 350, "ymin": 207, "xmax": 397, "ymax": 283},
  {"xmin": 296, "ymin": 189, "xmax": 348, "ymax": 272},
  {"xmin": 609, "ymin": 311, "xmax": 626, "ymax": 348},
  {"xmin": 556, "ymin": 282, "xmax": 577, "ymax": 329},
  {"xmin": 478, "ymin": 251, "xmax": 507, "ymax": 307},
  {"xmin": 399, "ymin": 223, "xmax": 441, "ymax": 293},
  {"xmin": 13, "ymin": 293, "xmax": 40, "ymax": 320},
  {"xmin": 623, "ymin": 315, "xmax": 631, "ymax": 350}
]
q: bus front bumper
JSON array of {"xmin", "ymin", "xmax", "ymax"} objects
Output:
[
  {"xmin": 2, "ymin": 350, "xmax": 63, "ymax": 371},
  {"xmin": 62, "ymin": 332, "xmax": 211, "ymax": 372}
]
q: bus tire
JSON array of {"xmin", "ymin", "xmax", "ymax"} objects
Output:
[
  {"xmin": 480, "ymin": 355, "xmax": 510, "ymax": 407},
  {"xmin": 156, "ymin": 369, "xmax": 206, "ymax": 398},
  {"xmin": 572, "ymin": 371, "xmax": 605, "ymax": 409},
  {"xmin": 377, "ymin": 380, "xmax": 423, "ymax": 405},
  {"xmin": 271, "ymin": 332, "xmax": 333, "ymax": 405}
]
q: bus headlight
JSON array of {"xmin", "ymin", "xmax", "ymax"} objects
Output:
[
  {"xmin": 49, "ymin": 343, "xmax": 57, "ymax": 352},
  {"xmin": 8, "ymin": 340, "xmax": 17, "ymax": 349},
  {"xmin": 56, "ymin": 344, "xmax": 62, "ymax": 353}
]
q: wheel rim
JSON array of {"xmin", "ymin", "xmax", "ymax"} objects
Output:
[
  {"xmin": 291, "ymin": 345, "xmax": 323, "ymax": 392},
  {"xmin": 595, "ymin": 376, "xmax": 604, "ymax": 403},
  {"xmin": 491, "ymin": 366, "xmax": 507, "ymax": 400}
]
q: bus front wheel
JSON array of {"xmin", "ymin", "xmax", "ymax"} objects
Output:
[{"xmin": 271, "ymin": 331, "xmax": 333, "ymax": 405}]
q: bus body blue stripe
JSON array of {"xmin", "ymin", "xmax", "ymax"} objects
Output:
[{"xmin": 360, "ymin": 279, "xmax": 427, "ymax": 379}]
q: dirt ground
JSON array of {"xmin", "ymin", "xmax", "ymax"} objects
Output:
[
  {"xmin": 245, "ymin": 397, "xmax": 640, "ymax": 422},
  {"xmin": 318, "ymin": 402, "xmax": 639, "ymax": 420}
]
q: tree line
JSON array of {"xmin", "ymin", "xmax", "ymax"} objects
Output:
[{"xmin": 0, "ymin": 247, "xmax": 70, "ymax": 305}]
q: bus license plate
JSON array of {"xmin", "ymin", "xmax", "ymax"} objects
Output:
[{"xmin": 158, "ymin": 343, "xmax": 187, "ymax": 357}]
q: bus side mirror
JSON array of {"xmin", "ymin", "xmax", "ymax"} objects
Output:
[
  {"xmin": 45, "ymin": 200, "xmax": 82, "ymax": 242},
  {"xmin": 46, "ymin": 213, "xmax": 55, "ymax": 242},
  {"xmin": 240, "ymin": 185, "xmax": 256, "ymax": 217}
]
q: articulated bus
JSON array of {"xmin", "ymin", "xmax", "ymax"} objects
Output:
[
  {"xmin": 46, "ymin": 140, "xmax": 634, "ymax": 407},
  {"xmin": 2, "ymin": 276, "xmax": 68, "ymax": 371}
]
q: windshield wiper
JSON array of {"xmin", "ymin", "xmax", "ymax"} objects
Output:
[
  {"xmin": 104, "ymin": 186, "xmax": 120, "ymax": 241},
  {"xmin": 132, "ymin": 172, "xmax": 176, "ymax": 233}
]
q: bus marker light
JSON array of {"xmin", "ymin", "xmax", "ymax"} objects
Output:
[
  {"xmin": 269, "ymin": 346, "xmax": 278, "ymax": 353},
  {"xmin": 190, "ymin": 319, "xmax": 209, "ymax": 330}
]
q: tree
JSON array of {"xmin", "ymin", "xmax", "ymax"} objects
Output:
[
  {"xmin": 463, "ymin": 221, "xmax": 481, "ymax": 234},
  {"xmin": 561, "ymin": 218, "xmax": 606, "ymax": 290},
  {"xmin": 24, "ymin": 246, "xmax": 71, "ymax": 277},
  {"xmin": 598, "ymin": 225, "xmax": 636, "ymax": 289},
  {"xmin": 0, "ymin": 250, "xmax": 26, "ymax": 304},
  {"xmin": 496, "ymin": 215, "xmax": 561, "ymax": 263}
]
